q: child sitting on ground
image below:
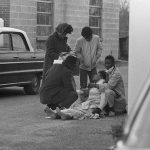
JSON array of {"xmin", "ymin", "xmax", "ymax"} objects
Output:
[
  {"xmin": 44, "ymin": 70, "xmax": 107, "ymax": 120},
  {"xmin": 82, "ymin": 70, "xmax": 107, "ymax": 110}
]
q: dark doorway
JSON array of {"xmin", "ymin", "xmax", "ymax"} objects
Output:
[{"xmin": 119, "ymin": 37, "xmax": 129, "ymax": 60}]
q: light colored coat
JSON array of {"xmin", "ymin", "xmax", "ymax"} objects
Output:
[
  {"xmin": 99, "ymin": 67, "xmax": 127, "ymax": 112},
  {"xmin": 74, "ymin": 34, "xmax": 102, "ymax": 71}
]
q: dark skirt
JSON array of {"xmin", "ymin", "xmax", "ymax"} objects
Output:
[{"xmin": 40, "ymin": 87, "xmax": 78, "ymax": 108}]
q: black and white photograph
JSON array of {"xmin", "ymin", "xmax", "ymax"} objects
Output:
[{"xmin": 0, "ymin": 0, "xmax": 149, "ymax": 150}]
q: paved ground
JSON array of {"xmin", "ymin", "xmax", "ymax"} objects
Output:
[{"xmin": 0, "ymin": 62, "xmax": 128, "ymax": 150}]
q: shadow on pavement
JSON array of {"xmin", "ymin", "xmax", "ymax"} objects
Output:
[{"xmin": 0, "ymin": 87, "xmax": 24, "ymax": 98}]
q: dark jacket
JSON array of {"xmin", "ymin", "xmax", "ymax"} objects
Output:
[
  {"xmin": 40, "ymin": 63, "xmax": 76, "ymax": 104},
  {"xmin": 42, "ymin": 32, "xmax": 71, "ymax": 81}
]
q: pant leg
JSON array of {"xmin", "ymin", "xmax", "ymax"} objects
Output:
[
  {"xmin": 60, "ymin": 91, "xmax": 78, "ymax": 108},
  {"xmin": 52, "ymin": 89, "xmax": 78, "ymax": 108},
  {"xmin": 80, "ymin": 68, "xmax": 88, "ymax": 89},
  {"xmin": 40, "ymin": 86, "xmax": 62, "ymax": 105},
  {"xmin": 105, "ymin": 89, "xmax": 116, "ymax": 107},
  {"xmin": 99, "ymin": 92, "xmax": 107, "ymax": 110},
  {"xmin": 88, "ymin": 67, "xmax": 97, "ymax": 83}
]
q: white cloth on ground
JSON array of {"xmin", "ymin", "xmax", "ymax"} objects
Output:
[
  {"xmin": 81, "ymin": 79, "xmax": 105, "ymax": 110},
  {"xmin": 60, "ymin": 79, "xmax": 106, "ymax": 120}
]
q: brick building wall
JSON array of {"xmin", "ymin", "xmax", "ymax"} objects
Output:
[
  {"xmin": 0, "ymin": 0, "xmax": 119, "ymax": 59},
  {"xmin": 54, "ymin": 0, "xmax": 89, "ymax": 50},
  {"xmin": 9, "ymin": 0, "xmax": 37, "ymax": 49},
  {"xmin": 102, "ymin": 0, "xmax": 119, "ymax": 59},
  {"xmin": 54, "ymin": 0, "xmax": 119, "ymax": 59},
  {"xmin": 0, "ymin": 0, "xmax": 10, "ymax": 27}
]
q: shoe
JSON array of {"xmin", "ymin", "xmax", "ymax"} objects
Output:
[
  {"xmin": 92, "ymin": 113, "xmax": 100, "ymax": 119},
  {"xmin": 47, "ymin": 104, "xmax": 58, "ymax": 110},
  {"xmin": 44, "ymin": 106, "xmax": 60, "ymax": 119},
  {"xmin": 56, "ymin": 107, "xmax": 73, "ymax": 120},
  {"xmin": 99, "ymin": 111, "xmax": 105, "ymax": 118},
  {"xmin": 115, "ymin": 109, "xmax": 127, "ymax": 116},
  {"xmin": 108, "ymin": 111, "xmax": 115, "ymax": 117}
]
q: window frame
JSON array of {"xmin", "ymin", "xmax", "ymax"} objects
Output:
[
  {"xmin": 36, "ymin": 0, "xmax": 54, "ymax": 41},
  {"xmin": 0, "ymin": 32, "xmax": 29, "ymax": 52},
  {"xmin": 89, "ymin": 0, "xmax": 103, "ymax": 37},
  {"xmin": 0, "ymin": 33, "xmax": 12, "ymax": 51},
  {"xmin": 10, "ymin": 32, "xmax": 30, "ymax": 52}
]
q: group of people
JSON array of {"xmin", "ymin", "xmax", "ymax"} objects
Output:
[{"xmin": 39, "ymin": 23, "xmax": 127, "ymax": 120}]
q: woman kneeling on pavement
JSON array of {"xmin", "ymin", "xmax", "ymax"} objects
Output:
[{"xmin": 40, "ymin": 53, "xmax": 78, "ymax": 111}]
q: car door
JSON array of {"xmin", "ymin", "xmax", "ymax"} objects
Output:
[
  {"xmin": 10, "ymin": 32, "xmax": 36, "ymax": 83},
  {"xmin": 0, "ymin": 32, "xmax": 20, "ymax": 87},
  {"xmin": 34, "ymin": 49, "xmax": 44, "ymax": 72}
]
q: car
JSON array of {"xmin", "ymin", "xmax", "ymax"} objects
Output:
[
  {"xmin": 0, "ymin": 27, "xmax": 44, "ymax": 95},
  {"xmin": 109, "ymin": 73, "xmax": 150, "ymax": 150}
]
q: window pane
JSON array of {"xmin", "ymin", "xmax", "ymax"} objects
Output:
[
  {"xmin": 37, "ymin": 13, "xmax": 52, "ymax": 25},
  {"xmin": 37, "ymin": 13, "xmax": 45, "ymax": 24},
  {"xmin": 89, "ymin": 7, "xmax": 101, "ymax": 16},
  {"xmin": 0, "ymin": 34, "xmax": 11, "ymax": 51},
  {"xmin": 89, "ymin": 17, "xmax": 101, "ymax": 27},
  {"xmin": 37, "ymin": 26, "xmax": 52, "ymax": 36},
  {"xmin": 46, "ymin": 14, "xmax": 53, "ymax": 24},
  {"xmin": 37, "ymin": 2, "xmax": 53, "ymax": 13},
  {"xmin": 12, "ymin": 34, "xmax": 27, "ymax": 51},
  {"xmin": 89, "ymin": 0, "xmax": 102, "ymax": 6},
  {"xmin": 92, "ymin": 28, "xmax": 101, "ymax": 36},
  {"xmin": 37, "ymin": 0, "xmax": 53, "ymax": 48}
]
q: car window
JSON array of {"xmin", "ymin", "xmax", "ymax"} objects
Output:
[
  {"xmin": 126, "ymin": 86, "xmax": 150, "ymax": 148},
  {"xmin": 0, "ymin": 33, "xmax": 11, "ymax": 51},
  {"xmin": 11, "ymin": 33, "xmax": 27, "ymax": 51}
]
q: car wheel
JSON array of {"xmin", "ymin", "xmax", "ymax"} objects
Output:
[{"xmin": 24, "ymin": 75, "xmax": 41, "ymax": 95}]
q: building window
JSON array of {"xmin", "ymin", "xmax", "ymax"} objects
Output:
[
  {"xmin": 37, "ymin": 0, "xmax": 53, "ymax": 43},
  {"xmin": 89, "ymin": 0, "xmax": 102, "ymax": 37}
]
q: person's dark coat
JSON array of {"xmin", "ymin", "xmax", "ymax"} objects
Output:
[
  {"xmin": 40, "ymin": 56, "xmax": 78, "ymax": 108},
  {"xmin": 42, "ymin": 23, "xmax": 72, "ymax": 81}
]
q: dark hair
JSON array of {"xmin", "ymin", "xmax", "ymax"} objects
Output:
[
  {"xmin": 63, "ymin": 24, "xmax": 73, "ymax": 34},
  {"xmin": 63, "ymin": 55, "xmax": 77, "ymax": 70},
  {"xmin": 98, "ymin": 70, "xmax": 107, "ymax": 80},
  {"xmin": 105, "ymin": 55, "xmax": 115, "ymax": 64},
  {"xmin": 81, "ymin": 26, "xmax": 92, "ymax": 39},
  {"xmin": 56, "ymin": 23, "xmax": 73, "ymax": 34}
]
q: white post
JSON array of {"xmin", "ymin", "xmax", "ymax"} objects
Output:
[
  {"xmin": 0, "ymin": 18, "xmax": 4, "ymax": 47},
  {"xmin": 128, "ymin": 0, "xmax": 150, "ymax": 112},
  {"xmin": 0, "ymin": 18, "xmax": 4, "ymax": 27}
]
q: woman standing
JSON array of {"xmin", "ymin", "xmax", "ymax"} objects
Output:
[{"xmin": 42, "ymin": 23, "xmax": 73, "ymax": 81}]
